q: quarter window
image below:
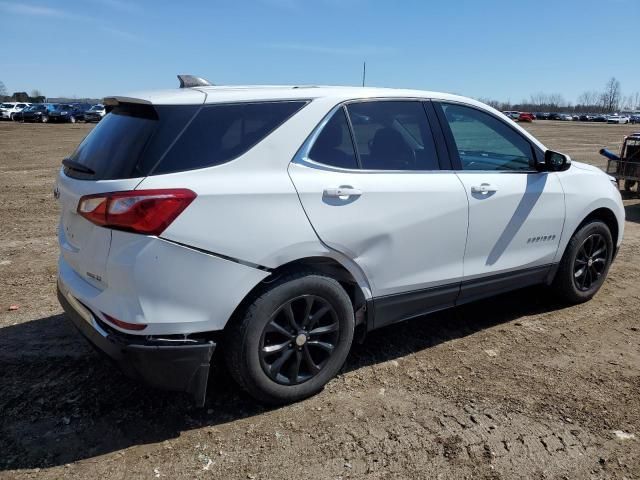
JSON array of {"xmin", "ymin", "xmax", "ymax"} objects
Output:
[
  {"xmin": 440, "ymin": 103, "xmax": 533, "ymax": 171},
  {"xmin": 346, "ymin": 101, "xmax": 439, "ymax": 170},
  {"xmin": 308, "ymin": 108, "xmax": 359, "ymax": 169},
  {"xmin": 153, "ymin": 101, "xmax": 307, "ymax": 175}
]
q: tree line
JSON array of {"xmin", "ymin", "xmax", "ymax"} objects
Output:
[
  {"xmin": 2, "ymin": 77, "xmax": 638, "ymax": 114},
  {"xmin": 479, "ymin": 77, "xmax": 639, "ymax": 114},
  {"xmin": 0, "ymin": 81, "xmax": 46, "ymax": 103}
]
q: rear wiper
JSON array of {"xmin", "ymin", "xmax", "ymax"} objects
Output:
[{"xmin": 62, "ymin": 158, "xmax": 95, "ymax": 175}]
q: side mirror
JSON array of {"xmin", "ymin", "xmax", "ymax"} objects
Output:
[{"xmin": 537, "ymin": 150, "xmax": 571, "ymax": 172}]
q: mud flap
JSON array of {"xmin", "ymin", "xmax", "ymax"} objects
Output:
[{"xmin": 125, "ymin": 342, "xmax": 215, "ymax": 407}]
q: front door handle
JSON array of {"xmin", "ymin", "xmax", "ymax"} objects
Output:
[
  {"xmin": 470, "ymin": 183, "xmax": 498, "ymax": 194},
  {"xmin": 323, "ymin": 187, "xmax": 362, "ymax": 198}
]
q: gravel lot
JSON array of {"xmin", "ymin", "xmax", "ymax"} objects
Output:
[{"xmin": 1, "ymin": 120, "xmax": 639, "ymax": 479}]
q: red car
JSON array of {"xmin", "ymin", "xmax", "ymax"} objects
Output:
[{"xmin": 518, "ymin": 112, "xmax": 535, "ymax": 122}]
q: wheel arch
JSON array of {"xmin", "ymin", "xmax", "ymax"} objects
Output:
[
  {"xmin": 577, "ymin": 207, "xmax": 619, "ymax": 249},
  {"xmin": 548, "ymin": 205, "xmax": 621, "ymax": 285},
  {"xmin": 225, "ymin": 255, "xmax": 373, "ymax": 339}
]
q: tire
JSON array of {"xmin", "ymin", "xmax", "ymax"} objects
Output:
[
  {"xmin": 552, "ymin": 220, "xmax": 613, "ymax": 304},
  {"xmin": 10, "ymin": 113, "xmax": 16, "ymax": 121},
  {"xmin": 69, "ymin": 116, "xmax": 76, "ymax": 124},
  {"xmin": 41, "ymin": 116, "xmax": 49, "ymax": 123},
  {"xmin": 224, "ymin": 271, "xmax": 355, "ymax": 404}
]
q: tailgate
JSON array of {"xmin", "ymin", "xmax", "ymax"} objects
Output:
[{"xmin": 57, "ymin": 170, "xmax": 142, "ymax": 289}]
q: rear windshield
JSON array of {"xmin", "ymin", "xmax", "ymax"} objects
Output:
[{"xmin": 65, "ymin": 100, "xmax": 307, "ymax": 180}]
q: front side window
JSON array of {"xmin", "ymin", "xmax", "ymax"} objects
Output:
[
  {"xmin": 308, "ymin": 108, "xmax": 358, "ymax": 169},
  {"xmin": 440, "ymin": 103, "xmax": 533, "ymax": 171},
  {"xmin": 346, "ymin": 101, "xmax": 439, "ymax": 170}
]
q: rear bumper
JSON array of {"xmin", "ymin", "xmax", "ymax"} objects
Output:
[{"xmin": 57, "ymin": 282, "xmax": 215, "ymax": 406}]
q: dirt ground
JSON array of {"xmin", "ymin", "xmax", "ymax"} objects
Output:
[{"xmin": 0, "ymin": 120, "xmax": 639, "ymax": 480}]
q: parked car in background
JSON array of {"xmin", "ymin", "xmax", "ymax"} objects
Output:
[
  {"xmin": 12, "ymin": 104, "xmax": 41, "ymax": 122},
  {"xmin": 55, "ymin": 79, "xmax": 624, "ymax": 405},
  {"xmin": 84, "ymin": 104, "xmax": 106, "ymax": 122},
  {"xmin": 20, "ymin": 103, "xmax": 57, "ymax": 122},
  {"xmin": 503, "ymin": 111, "xmax": 520, "ymax": 120},
  {"xmin": 558, "ymin": 113, "xmax": 573, "ymax": 121},
  {"xmin": 535, "ymin": 112, "xmax": 550, "ymax": 120},
  {"xmin": 572, "ymin": 115, "xmax": 580, "ymax": 121},
  {"xmin": 0, "ymin": 102, "xmax": 30, "ymax": 120},
  {"xmin": 607, "ymin": 115, "xmax": 630, "ymax": 124},
  {"xmin": 593, "ymin": 114, "xmax": 608, "ymax": 123},
  {"xmin": 630, "ymin": 114, "xmax": 640, "ymax": 124},
  {"xmin": 49, "ymin": 103, "xmax": 91, "ymax": 123},
  {"xmin": 579, "ymin": 114, "xmax": 595, "ymax": 122},
  {"xmin": 518, "ymin": 112, "xmax": 535, "ymax": 122}
]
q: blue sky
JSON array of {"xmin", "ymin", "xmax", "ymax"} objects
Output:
[{"xmin": 1, "ymin": 0, "xmax": 638, "ymax": 101}]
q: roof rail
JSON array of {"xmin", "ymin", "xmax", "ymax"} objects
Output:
[{"xmin": 177, "ymin": 75, "xmax": 213, "ymax": 88}]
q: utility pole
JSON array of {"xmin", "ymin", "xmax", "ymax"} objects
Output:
[{"xmin": 362, "ymin": 61, "xmax": 366, "ymax": 87}]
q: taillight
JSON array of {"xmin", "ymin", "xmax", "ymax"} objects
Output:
[
  {"xmin": 102, "ymin": 312, "xmax": 147, "ymax": 331},
  {"xmin": 77, "ymin": 189, "xmax": 196, "ymax": 236}
]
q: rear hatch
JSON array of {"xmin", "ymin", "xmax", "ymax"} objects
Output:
[{"xmin": 57, "ymin": 94, "xmax": 205, "ymax": 288}]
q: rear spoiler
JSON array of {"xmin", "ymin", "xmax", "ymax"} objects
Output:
[
  {"xmin": 102, "ymin": 97, "xmax": 158, "ymax": 118},
  {"xmin": 103, "ymin": 96, "xmax": 152, "ymax": 107}
]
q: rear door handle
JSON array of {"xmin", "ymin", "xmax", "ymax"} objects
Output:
[
  {"xmin": 323, "ymin": 187, "xmax": 362, "ymax": 198},
  {"xmin": 470, "ymin": 183, "xmax": 498, "ymax": 194}
]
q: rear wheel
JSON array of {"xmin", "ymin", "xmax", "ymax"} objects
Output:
[
  {"xmin": 552, "ymin": 220, "xmax": 613, "ymax": 303},
  {"xmin": 41, "ymin": 116, "xmax": 49, "ymax": 123},
  {"xmin": 225, "ymin": 271, "xmax": 355, "ymax": 404}
]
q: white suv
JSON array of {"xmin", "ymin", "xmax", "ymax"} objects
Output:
[
  {"xmin": 56, "ymin": 76, "xmax": 625, "ymax": 406},
  {"xmin": 0, "ymin": 102, "xmax": 30, "ymax": 120}
]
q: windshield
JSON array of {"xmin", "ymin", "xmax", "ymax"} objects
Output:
[
  {"xmin": 89, "ymin": 105, "xmax": 103, "ymax": 111},
  {"xmin": 1, "ymin": 103, "xmax": 14, "ymax": 108}
]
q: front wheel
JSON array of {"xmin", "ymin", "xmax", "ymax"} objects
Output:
[
  {"xmin": 551, "ymin": 220, "xmax": 613, "ymax": 303},
  {"xmin": 224, "ymin": 271, "xmax": 355, "ymax": 404}
]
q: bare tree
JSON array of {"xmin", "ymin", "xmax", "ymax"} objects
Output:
[
  {"xmin": 577, "ymin": 91, "xmax": 598, "ymax": 106},
  {"xmin": 0, "ymin": 80, "xmax": 7, "ymax": 97},
  {"xmin": 602, "ymin": 77, "xmax": 621, "ymax": 113},
  {"xmin": 30, "ymin": 89, "xmax": 43, "ymax": 98},
  {"xmin": 547, "ymin": 93, "xmax": 566, "ymax": 109}
]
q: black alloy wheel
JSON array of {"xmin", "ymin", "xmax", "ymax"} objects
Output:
[
  {"xmin": 259, "ymin": 294, "xmax": 339, "ymax": 386},
  {"xmin": 573, "ymin": 233, "xmax": 608, "ymax": 292}
]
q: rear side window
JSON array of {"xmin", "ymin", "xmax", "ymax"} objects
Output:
[
  {"xmin": 346, "ymin": 101, "xmax": 439, "ymax": 170},
  {"xmin": 308, "ymin": 108, "xmax": 358, "ymax": 169},
  {"xmin": 66, "ymin": 101, "xmax": 307, "ymax": 180},
  {"xmin": 153, "ymin": 101, "xmax": 307, "ymax": 175}
]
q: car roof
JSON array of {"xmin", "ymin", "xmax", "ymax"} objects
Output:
[
  {"xmin": 105, "ymin": 85, "xmax": 484, "ymax": 108},
  {"xmin": 102, "ymin": 84, "xmax": 550, "ymax": 153}
]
